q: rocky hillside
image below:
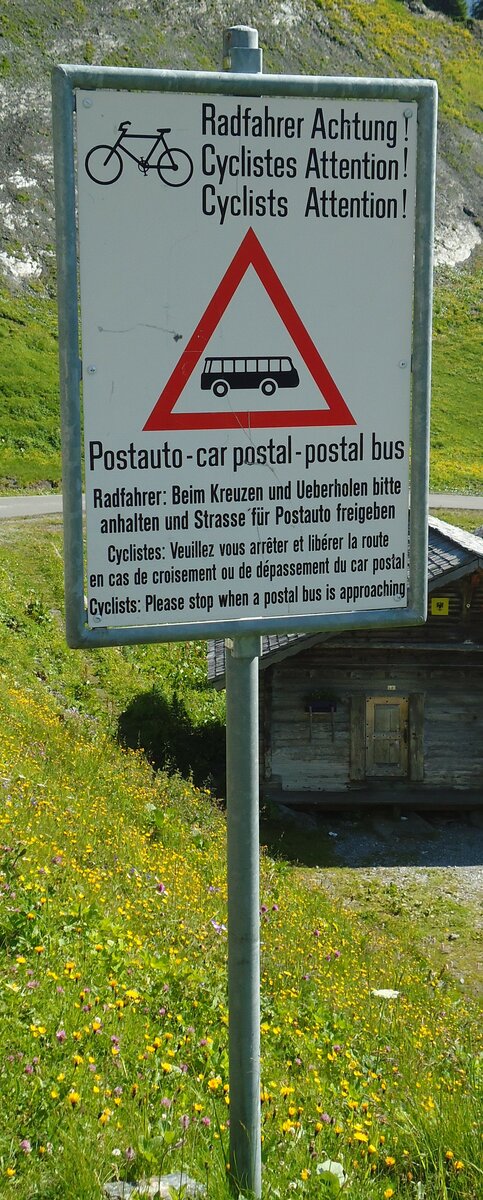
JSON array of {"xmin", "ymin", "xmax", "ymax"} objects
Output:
[{"xmin": 0, "ymin": 0, "xmax": 481, "ymax": 291}]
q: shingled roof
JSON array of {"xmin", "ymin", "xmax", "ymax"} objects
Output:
[
  {"xmin": 426, "ymin": 516, "xmax": 483, "ymax": 581},
  {"xmin": 208, "ymin": 517, "xmax": 483, "ymax": 685}
]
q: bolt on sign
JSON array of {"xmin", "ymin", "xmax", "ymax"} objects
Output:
[{"xmin": 53, "ymin": 67, "xmax": 436, "ymax": 646}]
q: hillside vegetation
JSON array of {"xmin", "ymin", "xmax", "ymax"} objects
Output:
[
  {"xmin": 0, "ymin": 517, "xmax": 481, "ymax": 1198},
  {"xmin": 0, "ymin": 0, "xmax": 481, "ymax": 284}
]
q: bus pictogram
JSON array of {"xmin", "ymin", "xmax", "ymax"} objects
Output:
[{"xmin": 200, "ymin": 355, "xmax": 300, "ymax": 398}]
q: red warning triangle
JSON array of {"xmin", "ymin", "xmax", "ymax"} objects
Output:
[{"xmin": 144, "ymin": 227, "xmax": 355, "ymax": 431}]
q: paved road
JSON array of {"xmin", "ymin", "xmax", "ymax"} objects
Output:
[
  {"xmin": 0, "ymin": 493, "xmax": 482, "ymax": 519},
  {"xmin": 0, "ymin": 495, "xmax": 66, "ymax": 518},
  {"xmin": 428, "ymin": 493, "xmax": 483, "ymax": 511}
]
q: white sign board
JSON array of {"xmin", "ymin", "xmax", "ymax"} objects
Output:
[{"xmin": 75, "ymin": 88, "xmax": 418, "ymax": 633}]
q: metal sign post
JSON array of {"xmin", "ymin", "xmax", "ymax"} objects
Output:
[
  {"xmin": 225, "ymin": 632, "xmax": 262, "ymax": 1196},
  {"xmin": 224, "ymin": 31, "xmax": 263, "ymax": 1197}
]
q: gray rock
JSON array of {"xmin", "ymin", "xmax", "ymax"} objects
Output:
[
  {"xmin": 104, "ymin": 1186, "xmax": 135, "ymax": 1199},
  {"xmin": 271, "ymin": 802, "xmax": 319, "ymax": 831},
  {"xmin": 370, "ymin": 814, "xmax": 437, "ymax": 841},
  {"xmin": 1, "ymin": 0, "xmax": 481, "ymax": 291},
  {"xmin": 104, "ymin": 1173, "xmax": 205, "ymax": 1199}
]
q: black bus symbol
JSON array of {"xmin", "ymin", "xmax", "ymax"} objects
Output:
[{"xmin": 200, "ymin": 355, "xmax": 300, "ymax": 398}]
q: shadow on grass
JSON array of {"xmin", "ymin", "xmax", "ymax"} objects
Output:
[
  {"xmin": 117, "ymin": 687, "xmax": 225, "ymax": 793},
  {"xmin": 260, "ymin": 817, "xmax": 340, "ymax": 868}
]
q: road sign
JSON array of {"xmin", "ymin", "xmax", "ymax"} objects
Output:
[
  {"xmin": 53, "ymin": 66, "xmax": 436, "ymax": 646},
  {"xmin": 144, "ymin": 227, "xmax": 355, "ymax": 430}
]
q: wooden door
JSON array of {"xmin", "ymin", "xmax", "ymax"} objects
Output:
[{"xmin": 365, "ymin": 696, "xmax": 409, "ymax": 778}]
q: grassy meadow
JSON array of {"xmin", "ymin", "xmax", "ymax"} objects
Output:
[
  {"xmin": 430, "ymin": 268, "xmax": 482, "ymax": 492},
  {"xmin": 429, "ymin": 508, "xmax": 483, "ymax": 531},
  {"xmin": 0, "ymin": 288, "xmax": 61, "ymax": 492},
  {"xmin": 0, "ymin": 518, "xmax": 482, "ymax": 1198}
]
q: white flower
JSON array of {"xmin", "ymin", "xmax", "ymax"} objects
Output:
[
  {"xmin": 371, "ymin": 988, "xmax": 400, "ymax": 999},
  {"xmin": 316, "ymin": 1158, "xmax": 347, "ymax": 1186}
]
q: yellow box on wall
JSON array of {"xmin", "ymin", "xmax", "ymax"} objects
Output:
[{"xmin": 431, "ymin": 597, "xmax": 450, "ymax": 616}]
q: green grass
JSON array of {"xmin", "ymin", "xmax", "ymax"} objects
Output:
[
  {"xmin": 312, "ymin": 867, "xmax": 483, "ymax": 999},
  {"xmin": 315, "ymin": 0, "xmax": 483, "ymax": 130},
  {"xmin": 0, "ymin": 516, "xmax": 225, "ymax": 771},
  {"xmin": 0, "ymin": 519, "xmax": 482, "ymax": 1198},
  {"xmin": 0, "ymin": 288, "xmax": 61, "ymax": 491},
  {"xmin": 430, "ymin": 508, "xmax": 483, "ymax": 531},
  {"xmin": 431, "ymin": 266, "xmax": 483, "ymax": 493}
]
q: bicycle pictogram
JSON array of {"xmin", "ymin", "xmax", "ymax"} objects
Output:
[{"xmin": 85, "ymin": 121, "xmax": 194, "ymax": 187}]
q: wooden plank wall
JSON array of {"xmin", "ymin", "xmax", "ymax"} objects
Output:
[
  {"xmin": 261, "ymin": 647, "xmax": 483, "ymax": 792},
  {"xmin": 423, "ymin": 673, "xmax": 483, "ymax": 787}
]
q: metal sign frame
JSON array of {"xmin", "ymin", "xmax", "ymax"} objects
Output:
[{"xmin": 53, "ymin": 62, "xmax": 436, "ymax": 649}]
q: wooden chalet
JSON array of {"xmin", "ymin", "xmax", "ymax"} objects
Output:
[{"xmin": 209, "ymin": 518, "xmax": 483, "ymax": 807}]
